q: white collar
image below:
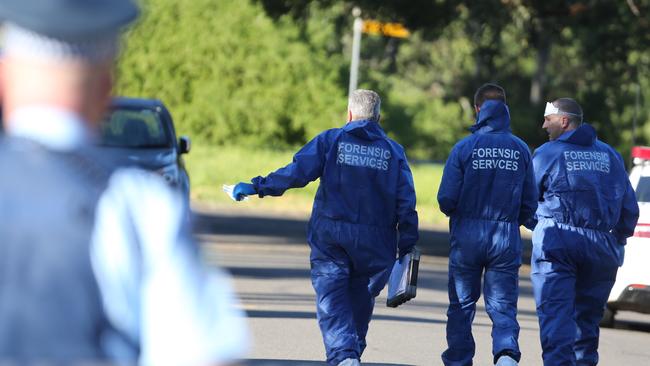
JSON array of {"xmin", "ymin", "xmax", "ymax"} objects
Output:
[{"xmin": 6, "ymin": 106, "xmax": 93, "ymax": 151}]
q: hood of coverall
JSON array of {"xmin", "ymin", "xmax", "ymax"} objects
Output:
[
  {"xmin": 555, "ymin": 123, "xmax": 597, "ymax": 147},
  {"xmin": 343, "ymin": 119, "xmax": 387, "ymax": 141},
  {"xmin": 470, "ymin": 100, "xmax": 511, "ymax": 133}
]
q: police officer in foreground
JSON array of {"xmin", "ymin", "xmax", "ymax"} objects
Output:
[
  {"xmin": 437, "ymin": 83, "xmax": 537, "ymax": 366},
  {"xmin": 526, "ymin": 98, "xmax": 638, "ymax": 365},
  {"xmin": 232, "ymin": 89, "xmax": 419, "ymax": 366},
  {"xmin": 0, "ymin": 0, "xmax": 247, "ymax": 364}
]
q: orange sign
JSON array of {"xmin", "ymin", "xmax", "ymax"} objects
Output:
[{"xmin": 362, "ymin": 20, "xmax": 410, "ymax": 38}]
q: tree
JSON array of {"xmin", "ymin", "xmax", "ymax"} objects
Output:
[
  {"xmin": 117, "ymin": 0, "xmax": 347, "ymax": 148},
  {"xmin": 116, "ymin": 0, "xmax": 649, "ymax": 160}
]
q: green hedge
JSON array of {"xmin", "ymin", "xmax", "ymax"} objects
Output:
[{"xmin": 185, "ymin": 144, "xmax": 448, "ymax": 225}]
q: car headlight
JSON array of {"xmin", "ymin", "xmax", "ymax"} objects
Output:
[{"xmin": 157, "ymin": 165, "xmax": 179, "ymax": 185}]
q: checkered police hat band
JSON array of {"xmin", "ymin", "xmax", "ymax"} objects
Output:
[{"xmin": 2, "ymin": 23, "xmax": 118, "ymax": 62}]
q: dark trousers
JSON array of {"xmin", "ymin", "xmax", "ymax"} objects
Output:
[
  {"xmin": 531, "ymin": 220, "xmax": 620, "ymax": 366},
  {"xmin": 308, "ymin": 217, "xmax": 395, "ymax": 365}
]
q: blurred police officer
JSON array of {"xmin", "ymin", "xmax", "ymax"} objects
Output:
[
  {"xmin": 437, "ymin": 83, "xmax": 537, "ymax": 366},
  {"xmin": 527, "ymin": 98, "xmax": 638, "ymax": 365},
  {"xmin": 232, "ymin": 89, "xmax": 418, "ymax": 366},
  {"xmin": 0, "ymin": 0, "xmax": 247, "ymax": 364}
]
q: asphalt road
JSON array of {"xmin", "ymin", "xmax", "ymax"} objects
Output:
[{"xmin": 193, "ymin": 205, "xmax": 650, "ymax": 366}]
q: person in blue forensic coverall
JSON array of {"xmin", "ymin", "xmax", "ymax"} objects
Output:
[
  {"xmin": 232, "ymin": 89, "xmax": 418, "ymax": 366},
  {"xmin": 526, "ymin": 98, "xmax": 639, "ymax": 365},
  {"xmin": 437, "ymin": 83, "xmax": 537, "ymax": 366},
  {"xmin": 0, "ymin": 0, "xmax": 248, "ymax": 364}
]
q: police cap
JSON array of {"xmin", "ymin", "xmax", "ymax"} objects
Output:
[{"xmin": 0, "ymin": 0, "xmax": 139, "ymax": 42}]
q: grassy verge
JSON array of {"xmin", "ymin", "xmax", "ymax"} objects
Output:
[{"xmin": 186, "ymin": 145, "xmax": 448, "ymax": 226}]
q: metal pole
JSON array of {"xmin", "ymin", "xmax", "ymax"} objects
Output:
[
  {"xmin": 632, "ymin": 82, "xmax": 640, "ymax": 147},
  {"xmin": 349, "ymin": 7, "xmax": 362, "ymax": 96}
]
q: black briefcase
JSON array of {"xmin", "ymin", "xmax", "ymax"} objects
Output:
[{"xmin": 386, "ymin": 247, "xmax": 420, "ymax": 308}]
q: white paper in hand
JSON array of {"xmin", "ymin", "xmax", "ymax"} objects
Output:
[{"xmin": 222, "ymin": 184, "xmax": 249, "ymax": 202}]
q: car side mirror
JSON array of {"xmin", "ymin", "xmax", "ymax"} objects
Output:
[{"xmin": 178, "ymin": 136, "xmax": 191, "ymax": 154}]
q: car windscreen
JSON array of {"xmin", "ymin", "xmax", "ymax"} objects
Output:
[
  {"xmin": 100, "ymin": 107, "xmax": 171, "ymax": 148},
  {"xmin": 635, "ymin": 176, "xmax": 650, "ymax": 203}
]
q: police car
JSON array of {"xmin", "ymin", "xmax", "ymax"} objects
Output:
[{"xmin": 602, "ymin": 146, "xmax": 650, "ymax": 327}]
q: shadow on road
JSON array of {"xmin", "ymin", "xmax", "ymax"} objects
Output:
[
  {"xmin": 612, "ymin": 319, "xmax": 650, "ymax": 333},
  {"xmin": 238, "ymin": 292, "xmax": 316, "ymax": 305},
  {"xmin": 193, "ymin": 210, "xmax": 534, "ymax": 261},
  {"xmin": 228, "ymin": 267, "xmax": 310, "ymax": 279},
  {"xmin": 223, "ymin": 262, "xmax": 534, "ymax": 300},
  {"xmin": 245, "ymin": 309, "xmax": 447, "ymax": 325},
  {"xmin": 193, "ymin": 211, "xmax": 308, "ymax": 244},
  {"xmin": 247, "ymin": 360, "xmax": 414, "ymax": 366},
  {"xmin": 227, "ymin": 265, "xmax": 451, "ymax": 292}
]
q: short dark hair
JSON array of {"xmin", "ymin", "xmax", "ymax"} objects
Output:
[
  {"xmin": 553, "ymin": 97, "xmax": 583, "ymax": 126},
  {"xmin": 474, "ymin": 83, "xmax": 506, "ymax": 107}
]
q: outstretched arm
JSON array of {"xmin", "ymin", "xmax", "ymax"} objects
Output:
[{"xmin": 251, "ymin": 132, "xmax": 331, "ymax": 197}]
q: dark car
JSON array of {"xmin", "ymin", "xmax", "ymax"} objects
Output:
[{"xmin": 99, "ymin": 97, "xmax": 191, "ymax": 202}]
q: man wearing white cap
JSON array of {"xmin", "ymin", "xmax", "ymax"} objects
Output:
[
  {"xmin": 0, "ymin": 0, "xmax": 247, "ymax": 364},
  {"xmin": 525, "ymin": 98, "xmax": 638, "ymax": 365}
]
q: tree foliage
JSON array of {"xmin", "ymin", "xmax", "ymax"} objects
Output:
[
  {"xmin": 116, "ymin": 0, "xmax": 650, "ymax": 161},
  {"xmin": 117, "ymin": 0, "xmax": 347, "ymax": 148}
]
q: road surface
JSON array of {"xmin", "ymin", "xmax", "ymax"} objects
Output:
[{"xmin": 193, "ymin": 205, "xmax": 650, "ymax": 366}]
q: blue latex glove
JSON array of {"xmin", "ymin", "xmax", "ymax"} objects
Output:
[{"xmin": 233, "ymin": 182, "xmax": 256, "ymax": 201}]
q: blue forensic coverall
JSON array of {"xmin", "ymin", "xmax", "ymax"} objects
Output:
[
  {"xmin": 527, "ymin": 123, "xmax": 639, "ymax": 366},
  {"xmin": 250, "ymin": 119, "xmax": 418, "ymax": 365},
  {"xmin": 437, "ymin": 100, "xmax": 537, "ymax": 366}
]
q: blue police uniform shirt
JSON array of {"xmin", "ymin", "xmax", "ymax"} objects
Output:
[
  {"xmin": 3, "ymin": 107, "xmax": 248, "ymax": 364},
  {"xmin": 528, "ymin": 123, "xmax": 639, "ymax": 243},
  {"xmin": 438, "ymin": 100, "xmax": 537, "ymax": 225},
  {"xmin": 251, "ymin": 119, "xmax": 418, "ymax": 256}
]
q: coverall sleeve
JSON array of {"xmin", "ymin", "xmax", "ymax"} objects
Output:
[
  {"xmin": 396, "ymin": 157, "xmax": 419, "ymax": 257},
  {"xmin": 612, "ymin": 171, "xmax": 640, "ymax": 244},
  {"xmin": 519, "ymin": 151, "xmax": 538, "ymax": 226},
  {"xmin": 437, "ymin": 144, "xmax": 463, "ymax": 216},
  {"xmin": 252, "ymin": 132, "xmax": 329, "ymax": 197},
  {"xmin": 523, "ymin": 149, "xmax": 548, "ymax": 230}
]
